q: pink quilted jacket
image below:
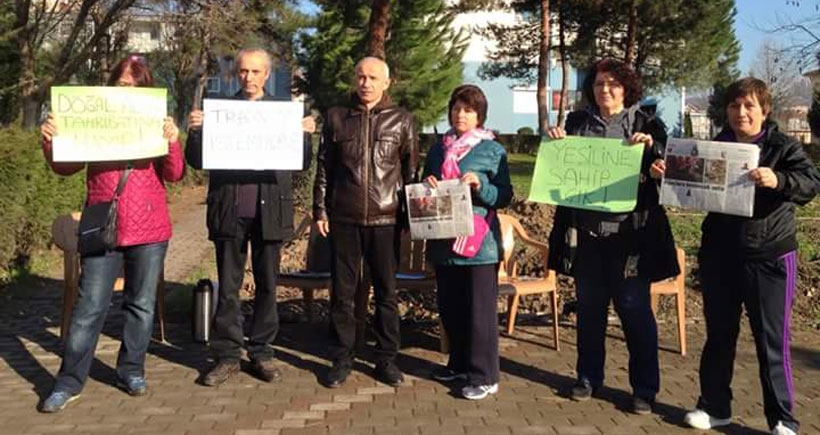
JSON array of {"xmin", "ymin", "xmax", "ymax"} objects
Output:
[{"xmin": 43, "ymin": 140, "xmax": 186, "ymax": 248}]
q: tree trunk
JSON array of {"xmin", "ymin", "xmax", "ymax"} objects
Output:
[
  {"xmin": 537, "ymin": 0, "xmax": 551, "ymax": 134},
  {"xmin": 557, "ymin": 0, "xmax": 568, "ymax": 126},
  {"xmin": 19, "ymin": 43, "xmax": 42, "ymax": 128},
  {"xmin": 624, "ymin": 0, "xmax": 638, "ymax": 66},
  {"xmin": 367, "ymin": 0, "xmax": 390, "ymax": 60}
]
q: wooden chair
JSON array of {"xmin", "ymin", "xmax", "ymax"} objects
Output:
[
  {"xmin": 353, "ymin": 232, "xmax": 442, "ymax": 350},
  {"xmin": 278, "ymin": 216, "xmax": 332, "ymax": 321},
  {"xmin": 51, "ymin": 212, "xmax": 166, "ymax": 342},
  {"xmin": 497, "ymin": 213, "xmax": 560, "ymax": 350},
  {"xmin": 650, "ymin": 247, "xmax": 687, "ymax": 355}
]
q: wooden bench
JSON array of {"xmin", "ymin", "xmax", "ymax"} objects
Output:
[
  {"xmin": 51, "ymin": 212, "xmax": 166, "ymax": 342},
  {"xmin": 276, "ymin": 218, "xmax": 442, "ymax": 350},
  {"xmin": 278, "ymin": 217, "xmax": 332, "ymax": 321}
]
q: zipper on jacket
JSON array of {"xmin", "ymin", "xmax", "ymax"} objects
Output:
[{"xmin": 363, "ymin": 108, "xmax": 370, "ymax": 223}]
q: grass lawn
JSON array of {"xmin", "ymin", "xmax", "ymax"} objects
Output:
[{"xmin": 508, "ymin": 153, "xmax": 536, "ymax": 199}]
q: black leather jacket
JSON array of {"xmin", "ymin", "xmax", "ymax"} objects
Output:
[{"xmin": 313, "ymin": 95, "xmax": 418, "ymax": 226}]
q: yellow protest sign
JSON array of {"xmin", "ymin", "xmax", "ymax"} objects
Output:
[
  {"xmin": 528, "ymin": 136, "xmax": 644, "ymax": 212},
  {"xmin": 50, "ymin": 86, "xmax": 168, "ymax": 162}
]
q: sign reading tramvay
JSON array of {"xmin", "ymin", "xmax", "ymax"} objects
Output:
[
  {"xmin": 660, "ymin": 138, "xmax": 759, "ymax": 217},
  {"xmin": 528, "ymin": 136, "xmax": 645, "ymax": 212},
  {"xmin": 51, "ymin": 86, "xmax": 167, "ymax": 162},
  {"xmin": 202, "ymin": 99, "xmax": 304, "ymax": 170}
]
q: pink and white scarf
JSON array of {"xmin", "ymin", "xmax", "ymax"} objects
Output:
[{"xmin": 440, "ymin": 128, "xmax": 495, "ymax": 257}]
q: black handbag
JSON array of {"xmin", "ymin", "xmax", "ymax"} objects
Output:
[{"xmin": 77, "ymin": 165, "xmax": 132, "ymax": 256}]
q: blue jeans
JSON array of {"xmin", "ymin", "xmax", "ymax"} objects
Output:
[{"xmin": 53, "ymin": 241, "xmax": 168, "ymax": 394}]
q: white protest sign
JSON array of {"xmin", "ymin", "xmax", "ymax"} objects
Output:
[{"xmin": 202, "ymin": 99, "xmax": 304, "ymax": 170}]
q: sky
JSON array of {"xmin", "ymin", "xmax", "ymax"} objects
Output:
[{"xmin": 730, "ymin": 0, "xmax": 817, "ymax": 74}]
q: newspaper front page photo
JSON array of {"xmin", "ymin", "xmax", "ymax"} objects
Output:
[
  {"xmin": 659, "ymin": 138, "xmax": 760, "ymax": 217},
  {"xmin": 405, "ymin": 179, "xmax": 474, "ymax": 240}
]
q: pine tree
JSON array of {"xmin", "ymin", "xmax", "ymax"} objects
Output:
[
  {"xmin": 296, "ymin": 0, "xmax": 466, "ymax": 126},
  {"xmin": 810, "ymin": 90, "xmax": 820, "ymax": 139},
  {"xmin": 477, "ymin": 0, "xmax": 741, "ymax": 94},
  {"xmin": 386, "ymin": 0, "xmax": 467, "ymax": 126}
]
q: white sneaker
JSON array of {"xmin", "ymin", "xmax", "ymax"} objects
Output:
[
  {"xmin": 462, "ymin": 383, "xmax": 498, "ymax": 400},
  {"xmin": 683, "ymin": 408, "xmax": 732, "ymax": 430},
  {"xmin": 772, "ymin": 421, "xmax": 797, "ymax": 435}
]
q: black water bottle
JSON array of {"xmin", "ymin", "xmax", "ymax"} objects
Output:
[{"xmin": 193, "ymin": 279, "xmax": 214, "ymax": 343}]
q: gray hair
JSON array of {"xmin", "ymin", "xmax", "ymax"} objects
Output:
[
  {"xmin": 237, "ymin": 48, "xmax": 272, "ymax": 72},
  {"xmin": 355, "ymin": 56, "xmax": 390, "ymax": 79}
]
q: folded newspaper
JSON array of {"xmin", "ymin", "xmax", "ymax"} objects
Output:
[
  {"xmin": 405, "ymin": 179, "xmax": 474, "ymax": 240},
  {"xmin": 659, "ymin": 138, "xmax": 759, "ymax": 217}
]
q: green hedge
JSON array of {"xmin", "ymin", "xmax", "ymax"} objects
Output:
[
  {"xmin": 418, "ymin": 133, "xmax": 542, "ymax": 155},
  {"xmin": 0, "ymin": 128, "xmax": 86, "ymax": 279}
]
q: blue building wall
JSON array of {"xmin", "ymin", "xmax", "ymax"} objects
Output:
[{"xmin": 428, "ymin": 61, "xmax": 580, "ymax": 134}]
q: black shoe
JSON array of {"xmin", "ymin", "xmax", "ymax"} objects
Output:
[
  {"xmin": 324, "ymin": 362, "xmax": 351, "ymax": 388},
  {"xmin": 570, "ymin": 379, "xmax": 596, "ymax": 402},
  {"xmin": 374, "ymin": 361, "xmax": 404, "ymax": 387},
  {"xmin": 631, "ymin": 396, "xmax": 654, "ymax": 415},
  {"xmin": 431, "ymin": 366, "xmax": 468, "ymax": 382},
  {"xmin": 251, "ymin": 357, "xmax": 282, "ymax": 383},
  {"xmin": 202, "ymin": 360, "xmax": 240, "ymax": 387}
]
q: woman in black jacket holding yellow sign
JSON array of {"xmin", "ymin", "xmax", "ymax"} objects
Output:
[{"xmin": 546, "ymin": 58, "xmax": 678, "ymax": 415}]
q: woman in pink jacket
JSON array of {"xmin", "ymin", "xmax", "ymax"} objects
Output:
[{"xmin": 38, "ymin": 55, "xmax": 185, "ymax": 413}]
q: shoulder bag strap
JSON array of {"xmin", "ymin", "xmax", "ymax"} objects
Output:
[{"xmin": 112, "ymin": 162, "xmax": 133, "ymax": 202}]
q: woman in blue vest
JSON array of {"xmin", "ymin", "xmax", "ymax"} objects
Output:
[{"xmin": 423, "ymin": 85, "xmax": 513, "ymax": 400}]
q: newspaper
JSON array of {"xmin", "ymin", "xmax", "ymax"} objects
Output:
[
  {"xmin": 660, "ymin": 138, "xmax": 760, "ymax": 217},
  {"xmin": 405, "ymin": 179, "xmax": 474, "ymax": 240}
]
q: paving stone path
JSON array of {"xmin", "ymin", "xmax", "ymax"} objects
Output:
[{"xmin": 1, "ymin": 188, "xmax": 818, "ymax": 435}]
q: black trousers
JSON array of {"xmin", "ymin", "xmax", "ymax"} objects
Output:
[
  {"xmin": 697, "ymin": 250, "xmax": 798, "ymax": 432},
  {"xmin": 436, "ymin": 264, "xmax": 500, "ymax": 386},
  {"xmin": 573, "ymin": 236, "xmax": 659, "ymax": 399},
  {"xmin": 328, "ymin": 223, "xmax": 399, "ymax": 364},
  {"xmin": 212, "ymin": 217, "xmax": 281, "ymax": 361}
]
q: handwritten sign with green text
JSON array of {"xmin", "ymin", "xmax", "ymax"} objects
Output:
[
  {"xmin": 51, "ymin": 86, "xmax": 167, "ymax": 162},
  {"xmin": 528, "ymin": 136, "xmax": 644, "ymax": 212}
]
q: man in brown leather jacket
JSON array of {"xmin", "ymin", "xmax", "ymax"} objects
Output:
[{"xmin": 313, "ymin": 56, "xmax": 418, "ymax": 388}]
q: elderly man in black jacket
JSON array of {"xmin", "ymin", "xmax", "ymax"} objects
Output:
[
  {"xmin": 186, "ymin": 48, "xmax": 314, "ymax": 387},
  {"xmin": 313, "ymin": 56, "xmax": 418, "ymax": 388}
]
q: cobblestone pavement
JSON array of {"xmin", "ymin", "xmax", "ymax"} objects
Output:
[{"xmin": 1, "ymin": 189, "xmax": 818, "ymax": 435}]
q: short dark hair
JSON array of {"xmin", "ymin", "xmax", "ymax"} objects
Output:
[
  {"xmin": 448, "ymin": 84, "xmax": 488, "ymax": 128},
  {"xmin": 725, "ymin": 77, "xmax": 772, "ymax": 116},
  {"xmin": 108, "ymin": 54, "xmax": 153, "ymax": 87},
  {"xmin": 582, "ymin": 58, "xmax": 643, "ymax": 109}
]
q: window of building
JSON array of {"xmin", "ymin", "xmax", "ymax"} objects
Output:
[
  {"xmin": 513, "ymin": 87, "xmax": 538, "ymax": 114},
  {"xmin": 206, "ymin": 77, "xmax": 220, "ymax": 94}
]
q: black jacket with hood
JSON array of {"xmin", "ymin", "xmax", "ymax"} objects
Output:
[
  {"xmin": 547, "ymin": 106, "xmax": 680, "ymax": 282},
  {"xmin": 700, "ymin": 120, "xmax": 820, "ymax": 260},
  {"xmin": 185, "ymin": 91, "xmax": 311, "ymax": 241}
]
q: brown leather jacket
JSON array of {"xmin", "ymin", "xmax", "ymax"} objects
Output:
[{"xmin": 313, "ymin": 95, "xmax": 418, "ymax": 226}]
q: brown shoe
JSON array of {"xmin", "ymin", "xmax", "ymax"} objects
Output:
[
  {"xmin": 202, "ymin": 360, "xmax": 240, "ymax": 387},
  {"xmin": 252, "ymin": 357, "xmax": 282, "ymax": 383}
]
